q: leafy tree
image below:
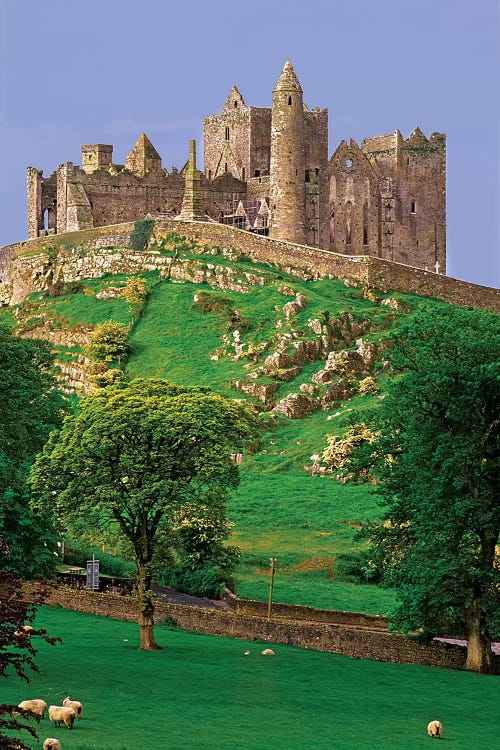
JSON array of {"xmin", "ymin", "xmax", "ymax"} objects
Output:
[
  {"xmin": 84, "ymin": 321, "xmax": 129, "ymax": 365},
  {"xmin": 30, "ymin": 378, "xmax": 258, "ymax": 650},
  {"xmin": 0, "ymin": 562, "xmax": 59, "ymax": 749},
  {"xmin": 163, "ymin": 502, "xmax": 241, "ymax": 597},
  {"xmin": 358, "ymin": 307, "xmax": 499, "ymax": 673},
  {"xmin": 0, "ymin": 325, "xmax": 65, "ymax": 578}
]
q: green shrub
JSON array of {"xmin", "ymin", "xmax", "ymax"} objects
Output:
[
  {"xmin": 130, "ymin": 219, "xmax": 155, "ymax": 251},
  {"xmin": 334, "ymin": 550, "xmax": 381, "ymax": 584},
  {"xmin": 84, "ymin": 320, "xmax": 129, "ymax": 363},
  {"xmin": 159, "ymin": 561, "xmax": 230, "ymax": 599}
]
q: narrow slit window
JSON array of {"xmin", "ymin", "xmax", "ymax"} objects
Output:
[
  {"xmin": 225, "ymin": 126, "xmax": 230, "ymax": 141},
  {"xmin": 242, "ymin": 167, "xmax": 245, "ymax": 180},
  {"xmin": 410, "ymin": 200, "xmax": 416, "ymax": 214},
  {"xmin": 224, "ymin": 162, "xmax": 228, "ymax": 173},
  {"xmin": 288, "ymin": 95, "xmax": 292, "ymax": 106}
]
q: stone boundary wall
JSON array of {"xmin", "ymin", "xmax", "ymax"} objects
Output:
[
  {"xmin": 155, "ymin": 221, "xmax": 500, "ymax": 313},
  {"xmin": 25, "ymin": 583, "xmax": 500, "ymax": 673},
  {"xmin": 1, "ymin": 219, "xmax": 499, "ymax": 312},
  {"xmin": 233, "ymin": 598, "xmax": 387, "ymax": 629}
]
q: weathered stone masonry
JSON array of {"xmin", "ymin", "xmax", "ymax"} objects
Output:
[
  {"xmin": 24, "ymin": 583, "xmax": 500, "ymax": 673},
  {"xmin": 26, "ymin": 60, "xmax": 445, "ymax": 275},
  {"xmin": 1, "ymin": 221, "xmax": 498, "ymax": 313}
]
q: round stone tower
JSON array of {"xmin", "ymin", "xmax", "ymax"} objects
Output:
[{"xmin": 269, "ymin": 60, "xmax": 306, "ymax": 245}]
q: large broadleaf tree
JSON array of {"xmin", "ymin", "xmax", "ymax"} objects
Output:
[
  {"xmin": 0, "ymin": 325, "xmax": 65, "ymax": 578},
  {"xmin": 355, "ymin": 306, "xmax": 499, "ymax": 673},
  {"xmin": 30, "ymin": 378, "xmax": 258, "ymax": 650}
]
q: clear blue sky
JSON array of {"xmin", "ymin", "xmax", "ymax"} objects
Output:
[{"xmin": 1, "ymin": 0, "xmax": 498, "ymax": 288}]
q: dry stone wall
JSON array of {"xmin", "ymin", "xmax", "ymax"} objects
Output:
[
  {"xmin": 1, "ymin": 220, "xmax": 498, "ymax": 312},
  {"xmin": 24, "ymin": 583, "xmax": 500, "ymax": 673}
]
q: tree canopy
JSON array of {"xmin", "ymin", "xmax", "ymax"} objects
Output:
[
  {"xmin": 30, "ymin": 378, "xmax": 259, "ymax": 649},
  {"xmin": 0, "ymin": 325, "xmax": 65, "ymax": 578},
  {"xmin": 0, "ymin": 563, "xmax": 59, "ymax": 750},
  {"xmin": 357, "ymin": 306, "xmax": 499, "ymax": 673}
]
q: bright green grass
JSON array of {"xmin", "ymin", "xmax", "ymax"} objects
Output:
[
  {"xmin": 236, "ymin": 570, "xmax": 397, "ymax": 615},
  {"xmin": 125, "ymin": 281, "xmax": 247, "ymax": 395},
  {"xmin": 2, "ymin": 254, "xmax": 453, "ymax": 617},
  {"xmin": 2, "ymin": 607, "xmax": 499, "ymax": 750},
  {"xmin": 229, "ymin": 467, "xmax": 395, "ymax": 615}
]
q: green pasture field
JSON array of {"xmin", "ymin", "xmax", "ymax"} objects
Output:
[{"xmin": 2, "ymin": 608, "xmax": 499, "ymax": 750}]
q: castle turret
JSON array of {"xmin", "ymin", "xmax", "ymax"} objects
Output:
[
  {"xmin": 269, "ymin": 60, "xmax": 306, "ymax": 245},
  {"xmin": 81, "ymin": 144, "xmax": 113, "ymax": 174}
]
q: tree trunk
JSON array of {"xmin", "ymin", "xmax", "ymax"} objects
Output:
[
  {"xmin": 136, "ymin": 560, "xmax": 160, "ymax": 651},
  {"xmin": 464, "ymin": 595, "xmax": 492, "ymax": 673}
]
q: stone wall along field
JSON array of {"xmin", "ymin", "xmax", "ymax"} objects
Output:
[{"xmin": 1, "ymin": 219, "xmax": 499, "ymax": 312}]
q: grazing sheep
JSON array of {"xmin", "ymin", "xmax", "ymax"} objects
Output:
[
  {"xmin": 48, "ymin": 705, "xmax": 76, "ymax": 730},
  {"xmin": 14, "ymin": 625, "xmax": 34, "ymax": 639},
  {"xmin": 427, "ymin": 720, "xmax": 443, "ymax": 738},
  {"xmin": 62, "ymin": 697, "xmax": 83, "ymax": 718},
  {"xmin": 43, "ymin": 739, "xmax": 62, "ymax": 750},
  {"xmin": 17, "ymin": 699, "xmax": 47, "ymax": 723},
  {"xmin": 261, "ymin": 648, "xmax": 275, "ymax": 656}
]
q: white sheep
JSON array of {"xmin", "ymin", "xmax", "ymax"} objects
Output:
[
  {"xmin": 48, "ymin": 705, "xmax": 76, "ymax": 730},
  {"xmin": 62, "ymin": 697, "xmax": 83, "ymax": 718},
  {"xmin": 14, "ymin": 625, "xmax": 34, "ymax": 639},
  {"xmin": 427, "ymin": 720, "xmax": 443, "ymax": 738},
  {"xmin": 17, "ymin": 699, "xmax": 47, "ymax": 723},
  {"xmin": 261, "ymin": 648, "xmax": 275, "ymax": 656},
  {"xmin": 43, "ymin": 739, "xmax": 62, "ymax": 750}
]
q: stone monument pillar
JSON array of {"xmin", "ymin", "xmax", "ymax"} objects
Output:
[{"xmin": 176, "ymin": 141, "xmax": 206, "ymax": 221}]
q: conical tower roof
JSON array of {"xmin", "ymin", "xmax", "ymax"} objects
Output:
[
  {"xmin": 125, "ymin": 133, "xmax": 162, "ymax": 177},
  {"xmin": 273, "ymin": 59, "xmax": 302, "ymax": 92},
  {"xmin": 127, "ymin": 133, "xmax": 161, "ymax": 163}
]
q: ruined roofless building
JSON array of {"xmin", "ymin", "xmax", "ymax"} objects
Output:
[{"xmin": 27, "ymin": 60, "xmax": 446, "ymax": 273}]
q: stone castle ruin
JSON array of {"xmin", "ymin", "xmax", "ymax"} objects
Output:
[{"xmin": 27, "ymin": 60, "xmax": 446, "ymax": 274}]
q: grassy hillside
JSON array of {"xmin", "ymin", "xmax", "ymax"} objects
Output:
[
  {"xmin": 2, "ymin": 607, "xmax": 499, "ymax": 750},
  {"xmin": 3, "ymin": 234, "xmax": 452, "ymax": 615}
]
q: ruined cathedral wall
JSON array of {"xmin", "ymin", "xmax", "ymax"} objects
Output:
[
  {"xmin": 394, "ymin": 135, "xmax": 446, "ymax": 271},
  {"xmin": 203, "ymin": 108, "xmax": 251, "ymax": 180},
  {"xmin": 63, "ymin": 168, "xmax": 185, "ymax": 229},
  {"xmin": 249, "ymin": 108, "xmax": 272, "ymax": 176},
  {"xmin": 203, "ymin": 115, "xmax": 222, "ymax": 177},
  {"xmin": 362, "ymin": 132, "xmax": 402, "ymax": 178},
  {"xmin": 40, "ymin": 173, "xmax": 58, "ymax": 215},
  {"xmin": 304, "ymin": 109, "xmax": 328, "ymax": 170},
  {"xmin": 328, "ymin": 167, "xmax": 380, "ymax": 257},
  {"xmin": 202, "ymin": 174, "xmax": 247, "ymax": 220},
  {"xmin": 246, "ymin": 175, "xmax": 270, "ymax": 201}
]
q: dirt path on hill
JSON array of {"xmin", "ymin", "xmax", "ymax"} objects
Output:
[{"xmin": 152, "ymin": 584, "xmax": 232, "ymax": 611}]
